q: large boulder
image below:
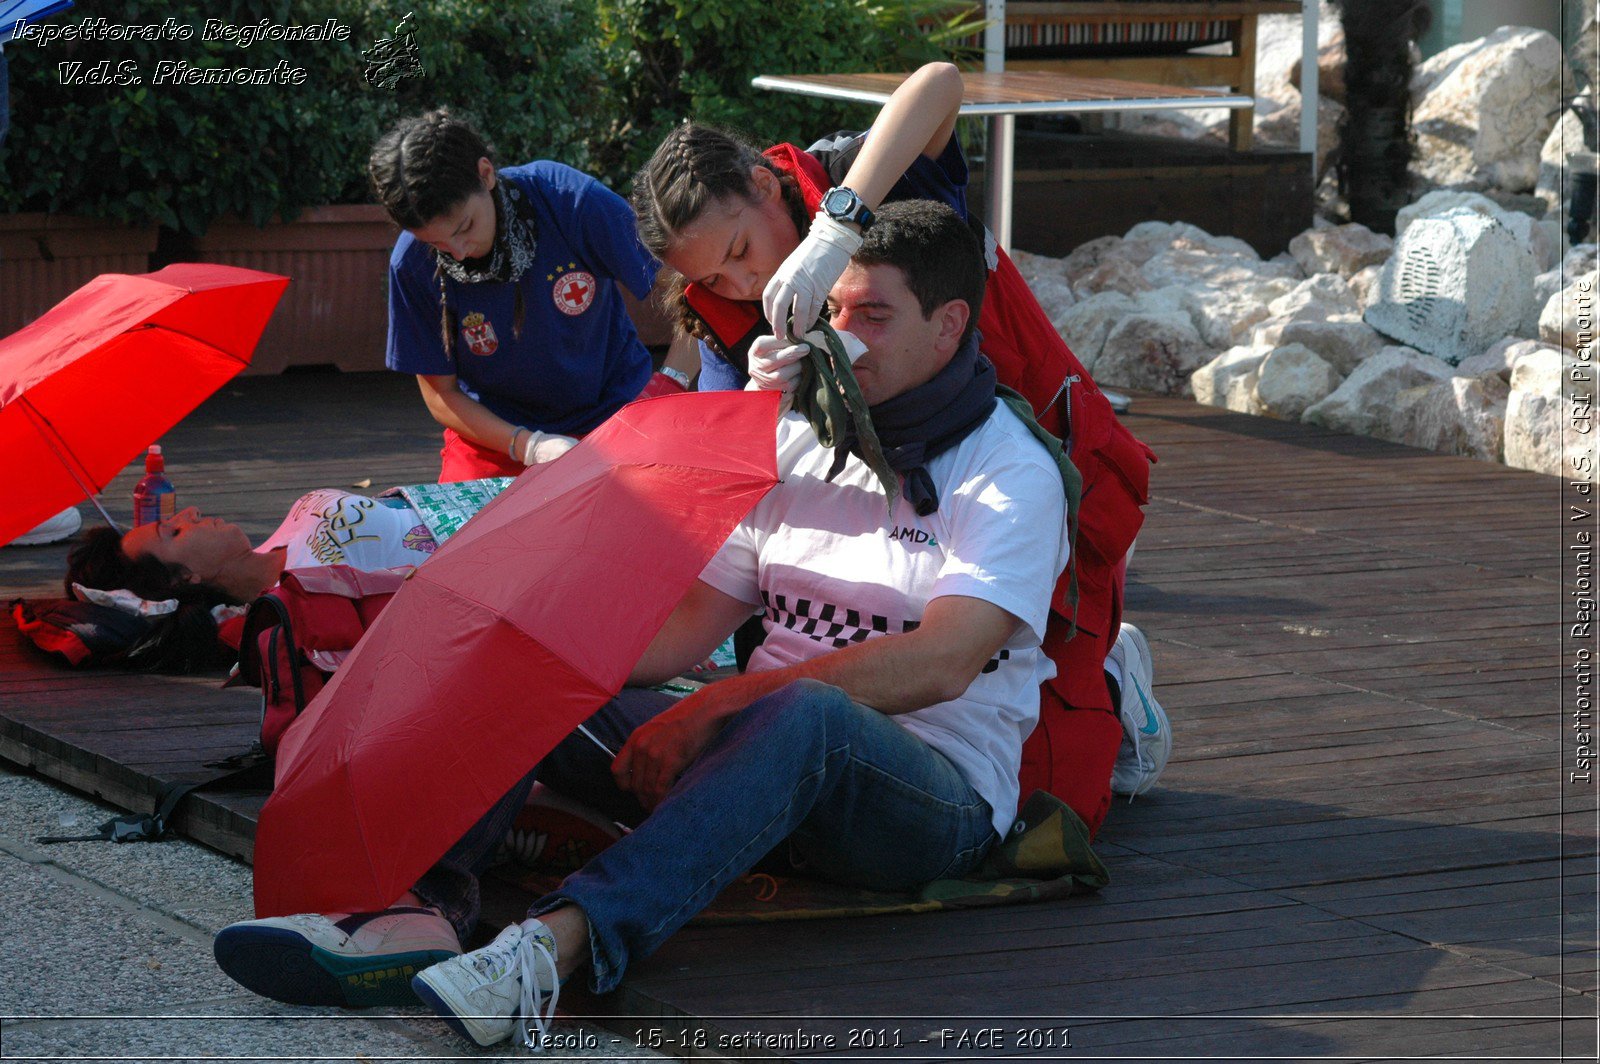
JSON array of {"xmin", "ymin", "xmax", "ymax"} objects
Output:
[
  {"xmin": 1396, "ymin": 189, "xmax": 1559, "ymax": 272},
  {"xmin": 1255, "ymin": 94, "xmax": 1345, "ymax": 181},
  {"xmin": 1302, "ymin": 346, "xmax": 1454, "ymax": 440},
  {"xmin": 1028, "ymin": 274, "xmax": 1077, "ymax": 323},
  {"xmin": 1059, "ymin": 236, "xmax": 1123, "ymax": 289},
  {"xmin": 1348, "ymin": 264, "xmax": 1385, "ymax": 310},
  {"xmin": 1073, "ymin": 255, "xmax": 1154, "ymax": 300},
  {"xmin": 1268, "ymin": 273, "xmax": 1362, "ymax": 322},
  {"xmin": 1254, "ymin": 344, "xmax": 1343, "ymax": 420},
  {"xmin": 1504, "ymin": 348, "xmax": 1594, "ymax": 478},
  {"xmin": 1190, "ymin": 345, "xmax": 1268, "ymax": 414},
  {"xmin": 1539, "ymin": 271, "xmax": 1600, "ymax": 351},
  {"xmin": 1536, "ymin": 110, "xmax": 1587, "ymax": 222},
  {"xmin": 1456, "ymin": 338, "xmax": 1550, "ymax": 381},
  {"xmin": 1275, "ymin": 318, "xmax": 1386, "ymax": 376},
  {"xmin": 1118, "ymin": 221, "xmax": 1260, "ymax": 267},
  {"xmin": 1139, "ymin": 247, "xmax": 1298, "ymax": 290},
  {"xmin": 1410, "ymin": 26, "xmax": 1564, "ymax": 193},
  {"xmin": 1365, "ymin": 207, "xmax": 1537, "ymax": 365},
  {"xmin": 1396, "ymin": 374, "xmax": 1510, "ymax": 461},
  {"xmin": 1189, "ymin": 277, "xmax": 1300, "ymax": 350},
  {"xmin": 1055, "ymin": 291, "xmax": 1135, "ymax": 367},
  {"xmin": 1289, "ymin": 223, "xmax": 1393, "ymax": 279},
  {"xmin": 1096, "ymin": 312, "xmax": 1212, "ymax": 395}
]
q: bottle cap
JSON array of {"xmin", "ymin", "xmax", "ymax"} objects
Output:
[{"xmin": 145, "ymin": 445, "xmax": 165, "ymax": 473}]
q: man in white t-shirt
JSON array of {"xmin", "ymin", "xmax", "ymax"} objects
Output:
[{"xmin": 214, "ymin": 201, "xmax": 1071, "ymax": 1048}]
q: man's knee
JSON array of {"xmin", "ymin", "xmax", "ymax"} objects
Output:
[{"xmin": 734, "ymin": 678, "xmax": 860, "ymax": 741}]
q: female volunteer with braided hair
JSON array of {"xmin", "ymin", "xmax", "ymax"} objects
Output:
[
  {"xmin": 630, "ymin": 63, "xmax": 1164, "ymax": 836},
  {"xmin": 372, "ymin": 109, "xmax": 695, "ymax": 482}
]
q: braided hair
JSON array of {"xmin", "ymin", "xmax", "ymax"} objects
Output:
[
  {"xmin": 368, "ymin": 109, "xmax": 510, "ymax": 360},
  {"xmin": 632, "ymin": 124, "xmax": 809, "ymax": 343}
]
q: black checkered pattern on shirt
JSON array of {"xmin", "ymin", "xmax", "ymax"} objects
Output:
[{"xmin": 760, "ymin": 591, "xmax": 1010, "ymax": 673}]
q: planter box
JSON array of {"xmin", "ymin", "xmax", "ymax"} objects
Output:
[
  {"xmin": 190, "ymin": 206, "xmax": 399, "ymax": 376},
  {"xmin": 0, "ymin": 214, "xmax": 159, "ymax": 337},
  {"xmin": 193, "ymin": 206, "xmax": 679, "ymax": 374}
]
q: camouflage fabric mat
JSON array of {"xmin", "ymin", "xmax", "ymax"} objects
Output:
[{"xmin": 495, "ymin": 790, "xmax": 1107, "ymax": 923}]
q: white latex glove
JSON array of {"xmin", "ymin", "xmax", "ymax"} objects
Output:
[
  {"xmin": 806, "ymin": 327, "xmax": 867, "ymax": 367},
  {"xmin": 521, "ymin": 429, "xmax": 579, "ymax": 465},
  {"xmin": 743, "ymin": 335, "xmax": 810, "ymax": 396},
  {"xmin": 762, "ymin": 211, "xmax": 862, "ymax": 340}
]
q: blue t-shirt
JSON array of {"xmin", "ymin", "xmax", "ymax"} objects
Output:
[
  {"xmin": 387, "ymin": 161, "xmax": 657, "ymax": 436},
  {"xmin": 697, "ymin": 131, "xmax": 970, "ymax": 392}
]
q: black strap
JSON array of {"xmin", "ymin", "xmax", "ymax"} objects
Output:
[{"xmin": 34, "ymin": 758, "xmax": 270, "ymax": 845}]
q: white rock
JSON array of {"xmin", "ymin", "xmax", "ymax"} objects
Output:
[
  {"xmin": 1348, "ymin": 264, "xmax": 1384, "ymax": 309},
  {"xmin": 1059, "ymin": 236, "xmax": 1124, "ymax": 288},
  {"xmin": 1504, "ymin": 348, "xmax": 1597, "ymax": 478},
  {"xmin": 1255, "ymin": 94, "xmax": 1345, "ymax": 181},
  {"xmin": 1302, "ymin": 346, "xmax": 1454, "ymax": 440},
  {"xmin": 1536, "ymin": 110, "xmax": 1586, "ymax": 219},
  {"xmin": 1289, "ymin": 223, "xmax": 1394, "ymax": 278},
  {"xmin": 1268, "ymin": 273, "xmax": 1361, "ymax": 321},
  {"xmin": 1191, "ymin": 278, "xmax": 1300, "ymax": 350},
  {"xmin": 1410, "ymin": 26, "xmax": 1564, "ymax": 193},
  {"xmin": 1138, "ymin": 247, "xmax": 1297, "ymax": 290},
  {"xmin": 1010, "ymin": 248, "xmax": 1070, "ymax": 285},
  {"xmin": 1275, "ymin": 318, "xmax": 1386, "ymax": 376},
  {"xmin": 1028, "ymin": 274, "xmax": 1077, "ymax": 322},
  {"xmin": 1254, "ymin": 344, "xmax": 1343, "ymax": 420},
  {"xmin": 1190, "ymin": 345, "xmax": 1268, "ymax": 414},
  {"xmin": 1397, "ymin": 375, "xmax": 1510, "ymax": 461},
  {"xmin": 1096, "ymin": 312, "xmax": 1212, "ymax": 396},
  {"xmin": 1395, "ymin": 189, "xmax": 1556, "ymax": 271},
  {"xmin": 1457, "ymin": 338, "xmax": 1548, "ymax": 381},
  {"xmin": 1119, "ymin": 221, "xmax": 1260, "ymax": 266},
  {"xmin": 1055, "ymin": 291, "xmax": 1135, "ymax": 367},
  {"xmin": 1365, "ymin": 207, "xmax": 1537, "ymax": 365},
  {"xmin": 1539, "ymin": 271, "xmax": 1600, "ymax": 351},
  {"xmin": 1072, "ymin": 256, "xmax": 1154, "ymax": 301}
]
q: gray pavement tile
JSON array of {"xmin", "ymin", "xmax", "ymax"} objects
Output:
[{"xmin": 0, "ymin": 768, "xmax": 255, "ymax": 935}]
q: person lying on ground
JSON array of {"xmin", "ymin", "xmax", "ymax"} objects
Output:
[
  {"xmin": 63, "ymin": 481, "xmax": 506, "ymax": 671},
  {"xmin": 631, "ymin": 62, "xmax": 1164, "ymax": 832},
  {"xmin": 372, "ymin": 108, "xmax": 698, "ymax": 484},
  {"xmin": 211, "ymin": 200, "xmax": 1075, "ymax": 1049}
]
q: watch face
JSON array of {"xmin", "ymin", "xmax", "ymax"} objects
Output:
[{"xmin": 823, "ymin": 188, "xmax": 854, "ymax": 216}]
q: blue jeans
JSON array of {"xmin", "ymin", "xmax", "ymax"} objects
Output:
[{"xmin": 414, "ymin": 680, "xmax": 997, "ymax": 992}]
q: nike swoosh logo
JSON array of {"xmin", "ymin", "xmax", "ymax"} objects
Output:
[{"xmin": 1135, "ymin": 685, "xmax": 1161, "ymax": 735}]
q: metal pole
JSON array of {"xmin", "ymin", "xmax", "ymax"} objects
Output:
[
  {"xmin": 984, "ymin": 0, "xmax": 1012, "ymax": 249},
  {"xmin": 1300, "ymin": 0, "xmax": 1320, "ymax": 173}
]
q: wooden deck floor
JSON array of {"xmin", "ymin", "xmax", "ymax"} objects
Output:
[{"xmin": 2, "ymin": 371, "xmax": 1594, "ymax": 1062}]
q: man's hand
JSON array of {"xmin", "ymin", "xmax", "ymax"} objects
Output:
[{"xmin": 611, "ymin": 693, "xmax": 728, "ymax": 810}]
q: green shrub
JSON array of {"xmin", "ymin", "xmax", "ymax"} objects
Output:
[
  {"xmin": 0, "ymin": 0, "xmax": 974, "ymax": 232},
  {"xmin": 0, "ymin": 0, "xmax": 612, "ymax": 233},
  {"xmin": 592, "ymin": 0, "xmax": 980, "ymax": 184}
]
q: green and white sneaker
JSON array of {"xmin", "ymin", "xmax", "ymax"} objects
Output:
[
  {"xmin": 412, "ymin": 918, "xmax": 562, "ymax": 1049},
  {"xmin": 1108, "ymin": 623, "xmax": 1172, "ymax": 797},
  {"xmin": 213, "ymin": 907, "xmax": 460, "ymax": 1007}
]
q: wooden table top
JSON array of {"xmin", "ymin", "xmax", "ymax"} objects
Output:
[{"xmin": 753, "ymin": 71, "xmax": 1255, "ymax": 114}]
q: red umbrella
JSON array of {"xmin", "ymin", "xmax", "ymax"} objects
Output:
[
  {"xmin": 253, "ymin": 390, "xmax": 780, "ymax": 918},
  {"xmin": 0, "ymin": 263, "xmax": 290, "ymax": 545}
]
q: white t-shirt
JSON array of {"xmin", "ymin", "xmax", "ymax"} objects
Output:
[
  {"xmin": 700, "ymin": 404, "xmax": 1071, "ymax": 836},
  {"xmin": 258, "ymin": 490, "xmax": 438, "ymax": 571}
]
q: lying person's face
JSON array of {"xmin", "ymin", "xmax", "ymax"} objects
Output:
[
  {"xmin": 660, "ymin": 168, "xmax": 801, "ymax": 303},
  {"xmin": 121, "ymin": 508, "xmax": 252, "ymax": 584},
  {"xmin": 408, "ymin": 157, "xmax": 499, "ymax": 262},
  {"xmin": 826, "ymin": 262, "xmax": 968, "ymax": 406}
]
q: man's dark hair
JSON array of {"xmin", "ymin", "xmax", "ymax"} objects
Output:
[{"xmin": 853, "ymin": 200, "xmax": 986, "ymax": 346}]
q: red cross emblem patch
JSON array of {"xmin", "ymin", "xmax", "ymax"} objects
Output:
[
  {"xmin": 553, "ymin": 271, "xmax": 596, "ymax": 316},
  {"xmin": 461, "ymin": 311, "xmax": 498, "ymax": 357}
]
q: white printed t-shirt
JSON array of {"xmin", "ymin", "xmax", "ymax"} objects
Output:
[
  {"xmin": 699, "ymin": 404, "xmax": 1070, "ymax": 836},
  {"xmin": 257, "ymin": 490, "xmax": 438, "ymax": 571}
]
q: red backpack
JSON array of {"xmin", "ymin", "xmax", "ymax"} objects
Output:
[{"xmin": 234, "ymin": 565, "xmax": 412, "ymax": 757}]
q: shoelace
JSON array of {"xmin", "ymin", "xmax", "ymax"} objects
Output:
[{"xmin": 472, "ymin": 925, "xmax": 561, "ymax": 1052}]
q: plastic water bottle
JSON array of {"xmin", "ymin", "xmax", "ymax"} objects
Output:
[{"xmin": 132, "ymin": 446, "xmax": 176, "ymax": 527}]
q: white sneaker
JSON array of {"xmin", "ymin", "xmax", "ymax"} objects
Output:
[
  {"xmin": 212, "ymin": 907, "xmax": 460, "ymax": 1007},
  {"xmin": 412, "ymin": 917, "xmax": 561, "ymax": 1049},
  {"xmin": 1108, "ymin": 623, "xmax": 1172, "ymax": 797},
  {"xmin": 10, "ymin": 508, "xmax": 82, "ymax": 546}
]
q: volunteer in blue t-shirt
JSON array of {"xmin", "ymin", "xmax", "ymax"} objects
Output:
[{"xmin": 371, "ymin": 109, "xmax": 690, "ymax": 482}]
